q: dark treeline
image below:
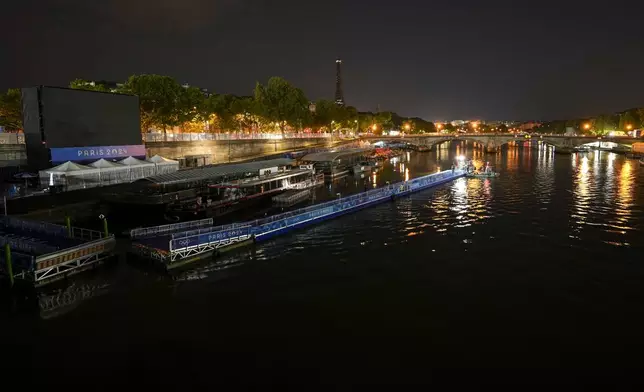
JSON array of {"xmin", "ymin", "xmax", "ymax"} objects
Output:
[{"xmin": 1, "ymin": 75, "xmax": 642, "ymax": 136}]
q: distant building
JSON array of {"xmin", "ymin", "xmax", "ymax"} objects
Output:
[
  {"xmin": 335, "ymin": 58, "xmax": 345, "ymax": 107},
  {"xmin": 451, "ymin": 120, "xmax": 466, "ymax": 127},
  {"xmin": 518, "ymin": 122, "xmax": 541, "ymax": 131}
]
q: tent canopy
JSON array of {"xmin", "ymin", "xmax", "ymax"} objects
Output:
[
  {"xmin": 119, "ymin": 156, "xmax": 154, "ymax": 166},
  {"xmin": 44, "ymin": 161, "xmax": 99, "ymax": 174},
  {"xmin": 89, "ymin": 158, "xmax": 122, "ymax": 169},
  {"xmin": 147, "ymin": 154, "xmax": 178, "ymax": 165}
]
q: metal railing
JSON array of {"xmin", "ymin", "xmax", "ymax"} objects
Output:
[
  {"xmin": 144, "ymin": 133, "xmax": 333, "ymax": 142},
  {"xmin": 0, "ymin": 234, "xmax": 58, "ymax": 255},
  {"xmin": 0, "ymin": 134, "xmax": 24, "ymax": 144},
  {"xmin": 171, "ymin": 222, "xmax": 249, "ymax": 240},
  {"xmin": 35, "ymin": 236, "xmax": 115, "ymax": 267},
  {"xmin": 130, "ymin": 218, "xmax": 214, "ymax": 239},
  {"xmin": 0, "ymin": 216, "xmax": 104, "ymax": 241},
  {"xmin": 0, "ymin": 216, "xmax": 68, "ymax": 237},
  {"xmin": 71, "ymin": 226, "xmax": 105, "ymax": 241},
  {"xmin": 0, "ymin": 250, "xmax": 35, "ymax": 272}
]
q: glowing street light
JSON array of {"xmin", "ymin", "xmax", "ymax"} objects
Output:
[
  {"xmin": 372, "ymin": 124, "xmax": 378, "ymax": 131},
  {"xmin": 583, "ymin": 123, "xmax": 590, "ymax": 130},
  {"xmin": 626, "ymin": 124, "xmax": 633, "ymax": 130},
  {"xmin": 404, "ymin": 123, "xmax": 411, "ymax": 131},
  {"xmin": 437, "ymin": 123, "xmax": 443, "ymax": 130}
]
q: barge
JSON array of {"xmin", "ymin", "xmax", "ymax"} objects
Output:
[{"xmin": 166, "ymin": 168, "xmax": 322, "ymax": 221}]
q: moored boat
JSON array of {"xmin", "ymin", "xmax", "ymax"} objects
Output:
[
  {"xmin": 351, "ymin": 162, "xmax": 372, "ymax": 174},
  {"xmin": 466, "ymin": 171, "xmax": 500, "ymax": 178},
  {"xmin": 166, "ymin": 168, "xmax": 320, "ymax": 221}
]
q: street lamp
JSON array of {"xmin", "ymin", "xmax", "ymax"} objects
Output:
[
  {"xmin": 372, "ymin": 124, "xmax": 378, "ymax": 132},
  {"xmin": 583, "ymin": 123, "xmax": 590, "ymax": 130},
  {"xmin": 626, "ymin": 124, "xmax": 633, "ymax": 131},
  {"xmin": 404, "ymin": 123, "xmax": 411, "ymax": 131}
]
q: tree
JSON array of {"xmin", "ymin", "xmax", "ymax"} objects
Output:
[
  {"xmin": 230, "ymin": 96, "xmax": 259, "ymax": 132},
  {"xmin": 358, "ymin": 112, "xmax": 375, "ymax": 133},
  {"xmin": 618, "ymin": 111, "xmax": 637, "ymax": 132},
  {"xmin": 637, "ymin": 108, "xmax": 644, "ymax": 128},
  {"xmin": 407, "ymin": 117, "xmax": 435, "ymax": 133},
  {"xmin": 254, "ymin": 77, "xmax": 309, "ymax": 134},
  {"xmin": 591, "ymin": 115, "xmax": 616, "ymax": 136},
  {"xmin": 121, "ymin": 74, "xmax": 185, "ymax": 135},
  {"xmin": 441, "ymin": 123, "xmax": 455, "ymax": 133},
  {"xmin": 177, "ymin": 86, "xmax": 207, "ymax": 126},
  {"xmin": 0, "ymin": 88, "xmax": 23, "ymax": 131},
  {"xmin": 374, "ymin": 111, "xmax": 393, "ymax": 130},
  {"xmin": 312, "ymin": 99, "xmax": 336, "ymax": 129},
  {"xmin": 344, "ymin": 106, "xmax": 359, "ymax": 129},
  {"xmin": 69, "ymin": 79, "xmax": 110, "ymax": 92}
]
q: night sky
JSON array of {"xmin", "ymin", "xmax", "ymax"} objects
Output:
[{"xmin": 3, "ymin": 0, "xmax": 643, "ymax": 121}]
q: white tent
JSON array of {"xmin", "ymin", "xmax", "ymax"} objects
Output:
[
  {"xmin": 89, "ymin": 158, "xmax": 121, "ymax": 169},
  {"xmin": 89, "ymin": 159, "xmax": 131, "ymax": 185},
  {"xmin": 39, "ymin": 161, "xmax": 101, "ymax": 190},
  {"xmin": 47, "ymin": 161, "xmax": 98, "ymax": 173},
  {"xmin": 146, "ymin": 154, "xmax": 180, "ymax": 175},
  {"xmin": 118, "ymin": 156, "xmax": 156, "ymax": 180}
]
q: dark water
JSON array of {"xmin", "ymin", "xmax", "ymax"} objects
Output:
[{"xmin": 6, "ymin": 142, "xmax": 644, "ymax": 386}]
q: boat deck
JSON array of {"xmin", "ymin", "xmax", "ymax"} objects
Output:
[
  {"xmin": 0, "ymin": 216, "xmax": 115, "ymax": 285},
  {"xmin": 0, "ymin": 226, "xmax": 86, "ymax": 256},
  {"xmin": 135, "ymin": 234, "xmax": 172, "ymax": 251}
]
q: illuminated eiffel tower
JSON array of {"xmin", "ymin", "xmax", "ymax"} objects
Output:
[{"xmin": 334, "ymin": 58, "xmax": 345, "ymax": 107}]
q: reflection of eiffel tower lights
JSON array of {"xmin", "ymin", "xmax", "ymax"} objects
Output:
[
  {"xmin": 335, "ymin": 58, "xmax": 345, "ymax": 107},
  {"xmin": 38, "ymin": 282, "xmax": 110, "ymax": 319}
]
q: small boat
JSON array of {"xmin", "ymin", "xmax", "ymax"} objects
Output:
[
  {"xmin": 466, "ymin": 171, "xmax": 500, "ymax": 178},
  {"xmin": 351, "ymin": 162, "xmax": 372, "ymax": 174}
]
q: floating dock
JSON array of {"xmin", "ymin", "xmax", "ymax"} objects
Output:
[
  {"xmin": 0, "ymin": 216, "xmax": 115, "ymax": 286},
  {"xmin": 131, "ymin": 170, "xmax": 465, "ymax": 269}
]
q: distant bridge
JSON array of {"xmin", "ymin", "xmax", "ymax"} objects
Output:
[{"xmin": 361, "ymin": 134, "xmax": 643, "ymax": 153}]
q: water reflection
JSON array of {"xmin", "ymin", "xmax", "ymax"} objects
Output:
[
  {"xmin": 569, "ymin": 150, "xmax": 640, "ymax": 246},
  {"xmin": 38, "ymin": 280, "xmax": 111, "ymax": 319},
  {"xmin": 173, "ymin": 141, "xmax": 642, "ymax": 281}
]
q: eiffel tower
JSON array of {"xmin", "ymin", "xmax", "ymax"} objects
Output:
[{"xmin": 334, "ymin": 58, "xmax": 345, "ymax": 107}]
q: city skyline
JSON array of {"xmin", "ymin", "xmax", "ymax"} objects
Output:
[{"xmin": 2, "ymin": 0, "xmax": 643, "ymax": 121}]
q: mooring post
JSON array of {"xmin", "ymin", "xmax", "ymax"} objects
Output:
[
  {"xmin": 65, "ymin": 216, "xmax": 72, "ymax": 238},
  {"xmin": 103, "ymin": 218, "xmax": 109, "ymax": 237},
  {"xmin": 5, "ymin": 243, "xmax": 14, "ymax": 287}
]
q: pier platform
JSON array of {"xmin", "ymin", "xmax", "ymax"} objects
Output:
[
  {"xmin": 131, "ymin": 170, "xmax": 465, "ymax": 269},
  {"xmin": 0, "ymin": 216, "xmax": 115, "ymax": 286}
]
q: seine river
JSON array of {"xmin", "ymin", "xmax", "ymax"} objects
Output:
[{"xmin": 6, "ymin": 142, "xmax": 644, "ymax": 386}]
